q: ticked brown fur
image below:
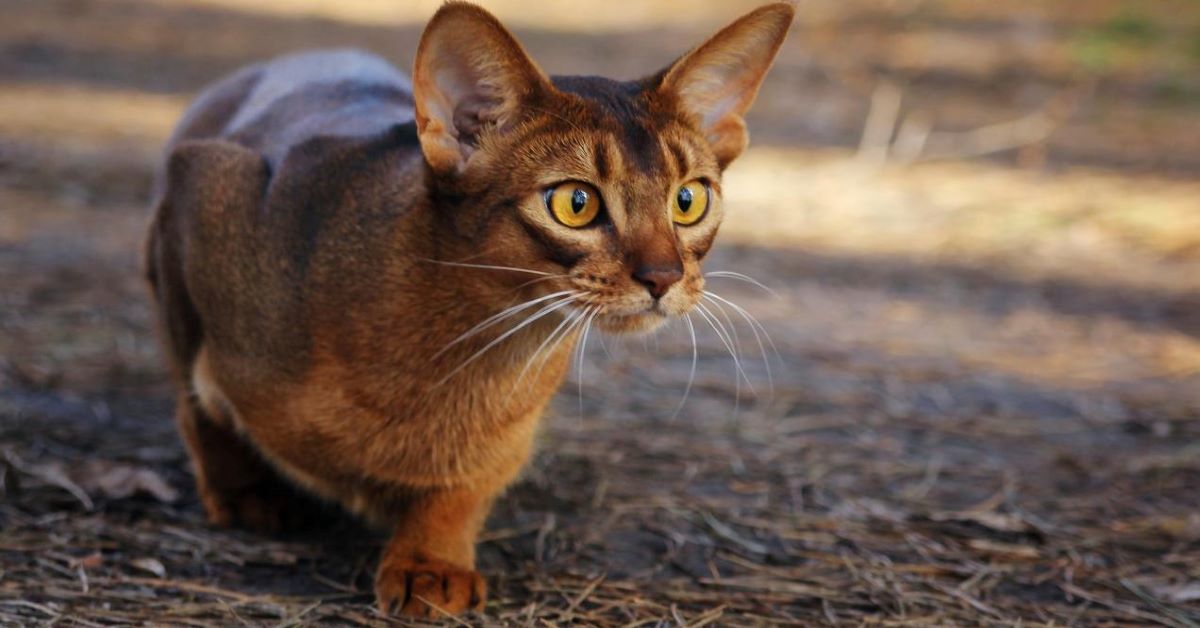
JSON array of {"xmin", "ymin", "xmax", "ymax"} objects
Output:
[{"xmin": 145, "ymin": 1, "xmax": 792, "ymax": 617}]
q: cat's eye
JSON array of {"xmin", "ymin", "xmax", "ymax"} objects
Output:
[
  {"xmin": 546, "ymin": 182, "xmax": 602, "ymax": 228},
  {"xmin": 672, "ymin": 180, "xmax": 710, "ymax": 225}
]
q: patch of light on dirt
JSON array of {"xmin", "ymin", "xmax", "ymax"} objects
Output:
[
  {"xmin": 0, "ymin": 83, "xmax": 186, "ymax": 152},
  {"xmin": 720, "ymin": 146, "xmax": 1200, "ymax": 293},
  {"xmin": 137, "ymin": 0, "xmax": 772, "ymax": 30}
]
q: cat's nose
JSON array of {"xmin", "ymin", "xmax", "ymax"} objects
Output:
[{"xmin": 632, "ymin": 264, "xmax": 683, "ymax": 299}]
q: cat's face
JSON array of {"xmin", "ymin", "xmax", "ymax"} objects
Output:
[
  {"xmin": 455, "ymin": 77, "xmax": 725, "ymax": 334},
  {"xmin": 414, "ymin": 2, "xmax": 793, "ymax": 334}
]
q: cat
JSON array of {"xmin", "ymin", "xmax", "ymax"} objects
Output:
[{"xmin": 144, "ymin": 1, "xmax": 793, "ymax": 617}]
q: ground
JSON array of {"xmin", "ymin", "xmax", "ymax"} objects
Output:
[{"xmin": 2, "ymin": 0, "xmax": 1200, "ymax": 625}]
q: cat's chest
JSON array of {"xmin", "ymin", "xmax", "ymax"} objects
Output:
[{"xmin": 221, "ymin": 334, "xmax": 576, "ymax": 488}]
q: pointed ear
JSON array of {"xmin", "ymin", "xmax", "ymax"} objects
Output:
[
  {"xmin": 657, "ymin": 3, "xmax": 794, "ymax": 167},
  {"xmin": 413, "ymin": 1, "xmax": 549, "ymax": 174}
]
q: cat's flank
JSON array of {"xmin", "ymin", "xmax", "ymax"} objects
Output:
[{"xmin": 145, "ymin": 1, "xmax": 792, "ymax": 617}]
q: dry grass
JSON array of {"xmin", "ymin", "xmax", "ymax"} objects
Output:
[{"xmin": 2, "ymin": 0, "xmax": 1199, "ymax": 625}]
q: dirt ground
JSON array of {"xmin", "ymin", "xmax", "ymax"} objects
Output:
[{"xmin": 2, "ymin": 0, "xmax": 1199, "ymax": 625}]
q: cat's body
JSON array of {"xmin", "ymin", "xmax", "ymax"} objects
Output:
[
  {"xmin": 146, "ymin": 2, "xmax": 792, "ymax": 617},
  {"xmin": 153, "ymin": 46, "xmax": 544, "ymax": 517}
]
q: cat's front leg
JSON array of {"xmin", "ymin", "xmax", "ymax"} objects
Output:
[{"xmin": 375, "ymin": 486, "xmax": 493, "ymax": 618}]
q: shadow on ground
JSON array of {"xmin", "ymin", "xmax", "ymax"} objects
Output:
[{"xmin": 2, "ymin": 0, "xmax": 1199, "ymax": 625}]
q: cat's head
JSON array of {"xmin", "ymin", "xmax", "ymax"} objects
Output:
[{"xmin": 414, "ymin": 1, "xmax": 793, "ymax": 334}]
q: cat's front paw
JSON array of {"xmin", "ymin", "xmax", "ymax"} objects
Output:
[{"xmin": 375, "ymin": 556, "xmax": 486, "ymax": 618}]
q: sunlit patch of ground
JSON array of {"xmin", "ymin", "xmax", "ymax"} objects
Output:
[
  {"xmin": 140, "ymin": 0, "xmax": 775, "ymax": 31},
  {"xmin": 723, "ymin": 148, "xmax": 1200, "ymax": 292},
  {"xmin": 2, "ymin": 0, "xmax": 1199, "ymax": 625},
  {"xmin": 142, "ymin": 0, "xmax": 1200, "ymax": 32},
  {"xmin": 4, "ymin": 79, "xmax": 1197, "ymax": 291},
  {"xmin": 0, "ymin": 83, "xmax": 184, "ymax": 155}
]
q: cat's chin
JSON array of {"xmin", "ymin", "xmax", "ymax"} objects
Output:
[{"xmin": 596, "ymin": 310, "xmax": 670, "ymax": 335}]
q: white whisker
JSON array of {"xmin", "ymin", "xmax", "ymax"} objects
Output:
[
  {"xmin": 695, "ymin": 301, "xmax": 753, "ymax": 393},
  {"xmin": 419, "ymin": 258, "xmax": 553, "ymax": 277},
  {"xmin": 693, "ymin": 302, "xmax": 743, "ymax": 419},
  {"xmin": 704, "ymin": 291, "xmax": 781, "ymax": 363},
  {"xmin": 512, "ymin": 274, "xmax": 570, "ymax": 291},
  {"xmin": 704, "ymin": 292, "xmax": 775, "ymax": 397},
  {"xmin": 704, "ymin": 271, "xmax": 779, "ymax": 298},
  {"xmin": 436, "ymin": 294, "xmax": 580, "ymax": 385},
  {"xmin": 435, "ymin": 290, "xmax": 576, "ymax": 358},
  {"xmin": 669, "ymin": 313, "xmax": 699, "ymax": 422},
  {"xmin": 575, "ymin": 306, "xmax": 599, "ymax": 417},
  {"xmin": 704, "ymin": 293, "xmax": 744, "ymax": 371},
  {"xmin": 597, "ymin": 329, "xmax": 615, "ymax": 360},
  {"xmin": 515, "ymin": 305, "xmax": 586, "ymax": 387},
  {"xmin": 533, "ymin": 306, "xmax": 589, "ymax": 381}
]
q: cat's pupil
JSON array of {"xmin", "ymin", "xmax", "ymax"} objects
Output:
[
  {"xmin": 571, "ymin": 188, "xmax": 588, "ymax": 214},
  {"xmin": 677, "ymin": 187, "xmax": 693, "ymax": 212}
]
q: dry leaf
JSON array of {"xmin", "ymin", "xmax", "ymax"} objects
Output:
[
  {"xmin": 831, "ymin": 498, "xmax": 908, "ymax": 523},
  {"xmin": 929, "ymin": 511, "xmax": 1038, "ymax": 536},
  {"xmin": 25, "ymin": 460, "xmax": 94, "ymax": 510},
  {"xmin": 966, "ymin": 539, "xmax": 1040, "ymax": 560},
  {"xmin": 1153, "ymin": 582, "xmax": 1200, "ymax": 603},
  {"xmin": 1112, "ymin": 515, "xmax": 1200, "ymax": 541},
  {"xmin": 71, "ymin": 552, "xmax": 104, "ymax": 569},
  {"xmin": 73, "ymin": 460, "xmax": 178, "ymax": 504},
  {"xmin": 4, "ymin": 453, "xmax": 177, "ymax": 507},
  {"xmin": 130, "ymin": 557, "xmax": 167, "ymax": 578}
]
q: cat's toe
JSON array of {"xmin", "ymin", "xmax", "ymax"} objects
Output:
[{"xmin": 375, "ymin": 557, "xmax": 485, "ymax": 618}]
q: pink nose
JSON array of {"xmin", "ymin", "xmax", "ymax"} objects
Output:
[{"xmin": 632, "ymin": 265, "xmax": 683, "ymax": 299}]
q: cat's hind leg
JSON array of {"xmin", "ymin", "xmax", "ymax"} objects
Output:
[
  {"xmin": 174, "ymin": 389, "xmax": 325, "ymax": 534},
  {"xmin": 147, "ymin": 176, "xmax": 324, "ymax": 534}
]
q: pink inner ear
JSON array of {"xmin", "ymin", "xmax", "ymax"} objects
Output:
[
  {"xmin": 662, "ymin": 4, "xmax": 793, "ymax": 142},
  {"xmin": 412, "ymin": 6, "xmax": 550, "ymax": 174},
  {"xmin": 435, "ymin": 62, "xmax": 507, "ymax": 146},
  {"xmin": 425, "ymin": 68, "xmax": 462, "ymax": 136},
  {"xmin": 702, "ymin": 90, "xmax": 745, "ymax": 129},
  {"xmin": 453, "ymin": 95, "xmax": 498, "ymax": 142},
  {"xmin": 416, "ymin": 42, "xmax": 507, "ymax": 170},
  {"xmin": 677, "ymin": 50, "xmax": 766, "ymax": 131}
]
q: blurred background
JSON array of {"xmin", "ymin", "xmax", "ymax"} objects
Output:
[{"xmin": 2, "ymin": 0, "xmax": 1199, "ymax": 625}]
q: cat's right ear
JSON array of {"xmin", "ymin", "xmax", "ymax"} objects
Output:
[
  {"xmin": 654, "ymin": 3, "xmax": 794, "ymax": 168},
  {"xmin": 413, "ymin": 2, "xmax": 549, "ymax": 175}
]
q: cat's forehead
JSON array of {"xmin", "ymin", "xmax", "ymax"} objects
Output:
[
  {"xmin": 545, "ymin": 75, "xmax": 706, "ymax": 177},
  {"xmin": 549, "ymin": 75, "xmax": 647, "ymax": 118}
]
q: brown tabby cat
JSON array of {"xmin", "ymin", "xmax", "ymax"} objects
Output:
[{"xmin": 144, "ymin": 1, "xmax": 793, "ymax": 617}]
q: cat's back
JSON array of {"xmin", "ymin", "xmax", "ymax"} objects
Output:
[
  {"xmin": 149, "ymin": 49, "xmax": 427, "ymax": 381},
  {"xmin": 169, "ymin": 48, "xmax": 417, "ymax": 167}
]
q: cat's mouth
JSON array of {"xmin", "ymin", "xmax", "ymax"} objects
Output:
[
  {"xmin": 578, "ymin": 289, "xmax": 701, "ymax": 335},
  {"xmin": 594, "ymin": 306, "xmax": 670, "ymax": 335}
]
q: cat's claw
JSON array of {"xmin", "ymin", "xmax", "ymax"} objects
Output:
[{"xmin": 375, "ymin": 557, "xmax": 486, "ymax": 618}]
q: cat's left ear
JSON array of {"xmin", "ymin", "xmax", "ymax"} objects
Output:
[
  {"xmin": 656, "ymin": 3, "xmax": 794, "ymax": 168},
  {"xmin": 413, "ymin": 2, "xmax": 551, "ymax": 175}
]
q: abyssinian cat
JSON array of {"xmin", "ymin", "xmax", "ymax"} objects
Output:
[{"xmin": 145, "ymin": 1, "xmax": 793, "ymax": 617}]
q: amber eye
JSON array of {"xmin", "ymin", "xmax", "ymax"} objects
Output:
[
  {"xmin": 672, "ymin": 180, "xmax": 709, "ymax": 225},
  {"xmin": 546, "ymin": 182, "xmax": 602, "ymax": 228}
]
